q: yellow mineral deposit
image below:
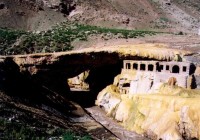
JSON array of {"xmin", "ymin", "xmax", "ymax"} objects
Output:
[
  {"xmin": 96, "ymin": 82, "xmax": 200, "ymax": 139},
  {"xmin": 96, "ymin": 59, "xmax": 200, "ymax": 140},
  {"xmin": 6, "ymin": 43, "xmax": 198, "ymax": 139},
  {"xmin": 10, "ymin": 44, "xmax": 193, "ymax": 74},
  {"xmin": 95, "ymin": 85, "xmax": 121, "ymax": 116}
]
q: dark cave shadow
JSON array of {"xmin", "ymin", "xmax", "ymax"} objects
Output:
[
  {"xmin": 67, "ymin": 90, "xmax": 97, "ymax": 108},
  {"xmin": 0, "ymin": 58, "xmax": 79, "ymax": 118}
]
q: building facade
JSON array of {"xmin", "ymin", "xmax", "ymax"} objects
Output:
[{"xmin": 120, "ymin": 60, "xmax": 192, "ymax": 94}]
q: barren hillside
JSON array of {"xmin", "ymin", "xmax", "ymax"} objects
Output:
[
  {"xmin": 0, "ymin": 0, "xmax": 199, "ymax": 33},
  {"xmin": 1, "ymin": 0, "xmax": 200, "ymax": 139}
]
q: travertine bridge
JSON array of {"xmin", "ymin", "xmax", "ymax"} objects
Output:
[{"xmin": 0, "ymin": 44, "xmax": 196, "ymax": 97}]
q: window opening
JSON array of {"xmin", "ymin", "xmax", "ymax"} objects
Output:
[
  {"xmin": 172, "ymin": 65, "xmax": 180, "ymax": 73},
  {"xmin": 166, "ymin": 65, "xmax": 169, "ymax": 70},
  {"xmin": 183, "ymin": 66, "xmax": 187, "ymax": 72},
  {"xmin": 133, "ymin": 63, "xmax": 138, "ymax": 70},
  {"xmin": 140, "ymin": 64, "xmax": 146, "ymax": 71},
  {"xmin": 126, "ymin": 63, "xmax": 131, "ymax": 69},
  {"xmin": 148, "ymin": 64, "xmax": 154, "ymax": 71}
]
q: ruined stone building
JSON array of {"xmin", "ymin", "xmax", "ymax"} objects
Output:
[{"xmin": 119, "ymin": 60, "xmax": 193, "ymax": 94}]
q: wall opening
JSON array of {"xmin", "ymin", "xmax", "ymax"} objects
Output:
[
  {"xmin": 140, "ymin": 64, "xmax": 146, "ymax": 71},
  {"xmin": 156, "ymin": 63, "xmax": 163, "ymax": 72},
  {"xmin": 67, "ymin": 70, "xmax": 90, "ymax": 91},
  {"xmin": 126, "ymin": 63, "xmax": 131, "ymax": 69},
  {"xmin": 172, "ymin": 65, "xmax": 180, "ymax": 73},
  {"xmin": 122, "ymin": 83, "xmax": 130, "ymax": 87},
  {"xmin": 148, "ymin": 64, "xmax": 154, "ymax": 71},
  {"xmin": 133, "ymin": 63, "xmax": 138, "ymax": 70},
  {"xmin": 166, "ymin": 65, "xmax": 169, "ymax": 70},
  {"xmin": 160, "ymin": 65, "xmax": 164, "ymax": 71},
  {"xmin": 189, "ymin": 64, "xmax": 196, "ymax": 75},
  {"xmin": 0, "ymin": 3, "xmax": 5, "ymax": 9},
  {"xmin": 183, "ymin": 66, "xmax": 187, "ymax": 72},
  {"xmin": 67, "ymin": 62, "xmax": 122, "ymax": 108}
]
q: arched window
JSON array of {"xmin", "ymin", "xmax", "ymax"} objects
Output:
[
  {"xmin": 148, "ymin": 64, "xmax": 154, "ymax": 71},
  {"xmin": 140, "ymin": 64, "xmax": 146, "ymax": 71},
  {"xmin": 172, "ymin": 65, "xmax": 180, "ymax": 73},
  {"xmin": 126, "ymin": 63, "xmax": 131, "ymax": 69},
  {"xmin": 133, "ymin": 63, "xmax": 138, "ymax": 70}
]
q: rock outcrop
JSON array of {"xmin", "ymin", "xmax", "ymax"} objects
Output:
[
  {"xmin": 0, "ymin": 43, "xmax": 199, "ymax": 139},
  {"xmin": 96, "ymin": 67, "xmax": 200, "ymax": 139},
  {"xmin": 68, "ymin": 70, "xmax": 90, "ymax": 90},
  {"xmin": 0, "ymin": 0, "xmax": 200, "ymax": 33}
]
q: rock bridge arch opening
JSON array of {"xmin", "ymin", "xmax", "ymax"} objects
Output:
[{"xmin": 66, "ymin": 62, "xmax": 122, "ymax": 107}]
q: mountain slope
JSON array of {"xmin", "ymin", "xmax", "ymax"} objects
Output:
[{"xmin": 0, "ymin": 0, "xmax": 199, "ymax": 33}]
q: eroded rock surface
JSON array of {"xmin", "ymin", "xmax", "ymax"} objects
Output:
[
  {"xmin": 96, "ymin": 65, "xmax": 200, "ymax": 139},
  {"xmin": 1, "ymin": 43, "xmax": 200, "ymax": 139},
  {"xmin": 68, "ymin": 70, "xmax": 90, "ymax": 91}
]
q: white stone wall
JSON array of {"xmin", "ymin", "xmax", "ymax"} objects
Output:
[
  {"xmin": 123, "ymin": 60, "xmax": 191, "ymax": 95},
  {"xmin": 129, "ymin": 71, "xmax": 155, "ymax": 94}
]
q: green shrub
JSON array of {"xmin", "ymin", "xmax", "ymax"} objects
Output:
[
  {"xmin": 160, "ymin": 17, "xmax": 169, "ymax": 22},
  {"xmin": 0, "ymin": 22, "xmax": 161, "ymax": 55},
  {"xmin": 0, "ymin": 118, "xmax": 91, "ymax": 140},
  {"xmin": 62, "ymin": 131, "xmax": 92, "ymax": 140}
]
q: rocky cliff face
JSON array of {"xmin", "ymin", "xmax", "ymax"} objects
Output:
[
  {"xmin": 0, "ymin": 0, "xmax": 66, "ymax": 31},
  {"xmin": 96, "ymin": 77, "xmax": 200, "ymax": 139},
  {"xmin": 0, "ymin": 43, "xmax": 200, "ymax": 139},
  {"xmin": 86, "ymin": 44, "xmax": 200, "ymax": 140},
  {"xmin": 0, "ymin": 0, "xmax": 200, "ymax": 33}
]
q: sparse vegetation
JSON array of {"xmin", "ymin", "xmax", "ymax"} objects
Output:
[
  {"xmin": 62, "ymin": 131, "xmax": 91, "ymax": 140},
  {"xmin": 0, "ymin": 28, "xmax": 28, "ymax": 55},
  {"xmin": 0, "ymin": 118, "xmax": 92, "ymax": 140},
  {"xmin": 160, "ymin": 17, "xmax": 169, "ymax": 22},
  {"xmin": 0, "ymin": 22, "xmax": 160, "ymax": 55}
]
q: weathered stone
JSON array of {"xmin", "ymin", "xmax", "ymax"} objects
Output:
[
  {"xmin": 167, "ymin": 77, "xmax": 177, "ymax": 86},
  {"xmin": 95, "ymin": 85, "xmax": 121, "ymax": 116},
  {"xmin": 96, "ymin": 59, "xmax": 200, "ymax": 139},
  {"xmin": 195, "ymin": 66, "xmax": 200, "ymax": 76},
  {"xmin": 195, "ymin": 75, "xmax": 200, "ymax": 89},
  {"xmin": 68, "ymin": 70, "xmax": 90, "ymax": 90}
]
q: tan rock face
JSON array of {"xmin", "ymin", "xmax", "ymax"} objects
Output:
[
  {"xmin": 1, "ymin": 43, "xmax": 199, "ymax": 139},
  {"xmin": 179, "ymin": 106, "xmax": 199, "ymax": 139},
  {"xmin": 195, "ymin": 66, "xmax": 200, "ymax": 76},
  {"xmin": 95, "ymin": 85, "xmax": 121, "ymax": 116},
  {"xmin": 167, "ymin": 77, "xmax": 177, "ymax": 86},
  {"xmin": 96, "ymin": 72, "xmax": 200, "ymax": 139},
  {"xmin": 68, "ymin": 70, "xmax": 90, "ymax": 90}
]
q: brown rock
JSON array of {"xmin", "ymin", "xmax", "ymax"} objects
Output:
[{"xmin": 167, "ymin": 77, "xmax": 177, "ymax": 86}]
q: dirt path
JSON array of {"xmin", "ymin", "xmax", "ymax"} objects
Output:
[{"xmin": 86, "ymin": 106, "xmax": 148, "ymax": 140}]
